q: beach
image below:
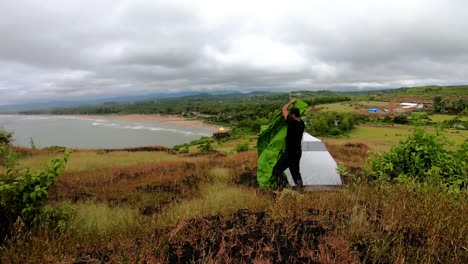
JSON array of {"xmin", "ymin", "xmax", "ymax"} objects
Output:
[{"xmin": 73, "ymin": 114, "xmax": 223, "ymax": 131}]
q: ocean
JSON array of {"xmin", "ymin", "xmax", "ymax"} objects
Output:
[{"xmin": 0, "ymin": 115, "xmax": 214, "ymax": 149}]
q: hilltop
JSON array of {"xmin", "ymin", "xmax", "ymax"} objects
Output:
[{"xmin": 1, "ymin": 85, "xmax": 467, "ymax": 263}]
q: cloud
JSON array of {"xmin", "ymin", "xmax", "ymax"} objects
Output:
[{"xmin": 1, "ymin": 0, "xmax": 467, "ymax": 104}]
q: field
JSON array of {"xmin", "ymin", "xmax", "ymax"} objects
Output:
[
  {"xmin": 1, "ymin": 87, "xmax": 467, "ymax": 263},
  {"xmin": 316, "ymin": 101, "xmax": 390, "ymax": 114},
  {"xmin": 2, "ymin": 134, "xmax": 467, "ymax": 263},
  {"xmin": 429, "ymin": 114, "xmax": 468, "ymax": 123},
  {"xmin": 324, "ymin": 125, "xmax": 468, "ymax": 151}
]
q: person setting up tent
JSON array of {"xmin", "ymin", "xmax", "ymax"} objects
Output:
[{"xmin": 272, "ymin": 98, "xmax": 305, "ymax": 190}]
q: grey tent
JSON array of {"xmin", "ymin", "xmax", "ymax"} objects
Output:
[{"xmin": 285, "ymin": 132, "xmax": 342, "ymax": 191}]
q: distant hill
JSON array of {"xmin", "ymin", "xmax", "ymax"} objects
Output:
[
  {"xmin": 1, "ymin": 85, "xmax": 466, "ymax": 114},
  {"xmin": 370, "ymin": 85, "xmax": 468, "ymax": 102},
  {"xmin": 0, "ymin": 91, "xmax": 212, "ymax": 113}
]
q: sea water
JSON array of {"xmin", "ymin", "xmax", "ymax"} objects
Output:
[{"xmin": 0, "ymin": 115, "xmax": 214, "ymax": 149}]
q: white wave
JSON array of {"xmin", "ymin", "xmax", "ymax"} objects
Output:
[
  {"xmin": 88, "ymin": 120, "xmax": 211, "ymax": 136},
  {"xmin": 21, "ymin": 116, "xmax": 53, "ymax": 120}
]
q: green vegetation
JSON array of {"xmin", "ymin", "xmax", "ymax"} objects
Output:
[
  {"xmin": 1, "ymin": 85, "xmax": 468, "ymax": 262},
  {"xmin": 3, "ymin": 150, "xmax": 179, "ymax": 174},
  {"xmin": 315, "ymin": 102, "xmax": 356, "ymax": 113},
  {"xmin": 235, "ymin": 141, "xmax": 250, "ymax": 152},
  {"xmin": 0, "ymin": 129, "xmax": 70, "ymax": 238},
  {"xmin": 433, "ymin": 95, "xmax": 468, "ymax": 114},
  {"xmin": 365, "ymin": 128, "xmax": 467, "ymax": 192},
  {"xmin": 305, "ymin": 112, "xmax": 358, "ymax": 136},
  {"xmin": 377, "ymin": 85, "xmax": 468, "ymax": 97},
  {"xmin": 70, "ymin": 202, "xmax": 142, "ymax": 238},
  {"xmin": 304, "ymin": 95, "xmax": 352, "ymax": 106},
  {"xmin": 429, "ymin": 114, "xmax": 468, "ymax": 123}
]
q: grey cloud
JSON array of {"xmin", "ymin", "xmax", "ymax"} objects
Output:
[{"xmin": 1, "ymin": 0, "xmax": 468, "ymax": 105}]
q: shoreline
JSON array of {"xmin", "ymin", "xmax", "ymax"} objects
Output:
[
  {"xmin": 69, "ymin": 114, "xmax": 223, "ymax": 131},
  {"xmin": 1, "ymin": 113, "xmax": 229, "ymax": 132}
]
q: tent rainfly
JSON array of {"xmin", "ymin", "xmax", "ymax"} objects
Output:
[{"xmin": 285, "ymin": 132, "xmax": 342, "ymax": 191}]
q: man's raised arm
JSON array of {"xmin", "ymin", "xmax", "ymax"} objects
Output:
[{"xmin": 282, "ymin": 99, "xmax": 296, "ymax": 119}]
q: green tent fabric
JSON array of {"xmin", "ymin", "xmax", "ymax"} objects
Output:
[{"xmin": 256, "ymin": 100, "xmax": 308, "ymax": 189}]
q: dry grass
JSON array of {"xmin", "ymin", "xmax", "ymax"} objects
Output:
[
  {"xmin": 1, "ymin": 146, "xmax": 467, "ymax": 263},
  {"xmin": 70, "ymin": 202, "xmax": 143, "ymax": 238},
  {"xmin": 10, "ymin": 150, "xmax": 179, "ymax": 172},
  {"xmin": 323, "ymin": 125, "xmax": 413, "ymax": 151},
  {"xmin": 325, "ymin": 142, "xmax": 370, "ymax": 168}
]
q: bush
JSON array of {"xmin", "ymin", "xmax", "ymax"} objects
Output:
[
  {"xmin": 179, "ymin": 145, "xmax": 189, "ymax": 154},
  {"xmin": 235, "ymin": 142, "xmax": 249, "ymax": 153},
  {"xmin": 393, "ymin": 115, "xmax": 408, "ymax": 124},
  {"xmin": 410, "ymin": 112, "xmax": 431, "ymax": 126},
  {"xmin": 365, "ymin": 128, "xmax": 467, "ymax": 192},
  {"xmin": 236, "ymin": 118, "xmax": 269, "ymax": 133},
  {"xmin": 0, "ymin": 129, "xmax": 13, "ymax": 145},
  {"xmin": 304, "ymin": 95, "xmax": 351, "ymax": 106},
  {"xmin": 440, "ymin": 115, "xmax": 468, "ymax": 129},
  {"xmin": 433, "ymin": 96, "xmax": 468, "ymax": 114},
  {"xmin": 0, "ymin": 129, "xmax": 18, "ymax": 168},
  {"xmin": 197, "ymin": 142, "xmax": 213, "ymax": 153},
  {"xmin": 305, "ymin": 112, "xmax": 357, "ymax": 136},
  {"xmin": 0, "ymin": 129, "xmax": 71, "ymax": 238}
]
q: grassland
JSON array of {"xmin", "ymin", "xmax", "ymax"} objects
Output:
[
  {"xmin": 374, "ymin": 85, "xmax": 468, "ymax": 102},
  {"xmin": 323, "ymin": 125, "xmax": 468, "ymax": 151},
  {"xmin": 316, "ymin": 101, "xmax": 391, "ymax": 113},
  {"xmin": 7, "ymin": 150, "xmax": 179, "ymax": 172},
  {"xmin": 1, "ymin": 87, "xmax": 467, "ymax": 263},
  {"xmin": 429, "ymin": 114, "xmax": 468, "ymax": 123},
  {"xmin": 1, "ymin": 146, "xmax": 466, "ymax": 263}
]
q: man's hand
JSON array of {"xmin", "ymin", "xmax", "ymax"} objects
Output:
[{"xmin": 282, "ymin": 98, "xmax": 297, "ymax": 119}]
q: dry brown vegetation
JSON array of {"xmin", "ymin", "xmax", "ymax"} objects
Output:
[{"xmin": 1, "ymin": 145, "xmax": 467, "ymax": 263}]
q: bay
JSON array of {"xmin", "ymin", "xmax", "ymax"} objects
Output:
[{"xmin": 0, "ymin": 115, "xmax": 214, "ymax": 149}]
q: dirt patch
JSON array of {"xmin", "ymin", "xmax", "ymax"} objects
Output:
[
  {"xmin": 159, "ymin": 209, "xmax": 328, "ymax": 263},
  {"xmin": 236, "ymin": 168, "xmax": 258, "ymax": 188},
  {"xmin": 344, "ymin": 142, "xmax": 368, "ymax": 151},
  {"xmin": 103, "ymin": 146, "xmax": 174, "ymax": 153},
  {"xmin": 74, "ymin": 249, "xmax": 113, "ymax": 264},
  {"xmin": 140, "ymin": 199, "xmax": 176, "ymax": 215},
  {"xmin": 136, "ymin": 183, "xmax": 182, "ymax": 194}
]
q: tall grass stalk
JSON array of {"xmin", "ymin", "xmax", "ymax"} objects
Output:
[
  {"xmin": 70, "ymin": 202, "xmax": 143, "ymax": 239},
  {"xmin": 157, "ymin": 168, "xmax": 269, "ymax": 225}
]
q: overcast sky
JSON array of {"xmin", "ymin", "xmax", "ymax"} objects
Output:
[{"xmin": 1, "ymin": 0, "xmax": 467, "ymax": 105}]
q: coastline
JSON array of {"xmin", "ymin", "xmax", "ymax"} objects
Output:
[{"xmin": 71, "ymin": 114, "xmax": 223, "ymax": 131}]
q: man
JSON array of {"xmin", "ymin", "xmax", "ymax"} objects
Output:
[{"xmin": 272, "ymin": 99, "xmax": 305, "ymax": 190}]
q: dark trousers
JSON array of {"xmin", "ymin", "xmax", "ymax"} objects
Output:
[{"xmin": 273, "ymin": 151, "xmax": 302, "ymax": 187}]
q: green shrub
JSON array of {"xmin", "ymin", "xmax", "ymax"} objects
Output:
[
  {"xmin": 393, "ymin": 115, "xmax": 408, "ymax": 124},
  {"xmin": 0, "ymin": 129, "xmax": 71, "ymax": 238},
  {"xmin": 365, "ymin": 128, "xmax": 467, "ymax": 192},
  {"xmin": 235, "ymin": 141, "xmax": 249, "ymax": 152},
  {"xmin": 197, "ymin": 142, "xmax": 213, "ymax": 153},
  {"xmin": 0, "ymin": 129, "xmax": 13, "ymax": 145},
  {"xmin": 236, "ymin": 117, "xmax": 269, "ymax": 133},
  {"xmin": 179, "ymin": 145, "xmax": 189, "ymax": 154},
  {"xmin": 0, "ymin": 129, "xmax": 18, "ymax": 168},
  {"xmin": 304, "ymin": 95, "xmax": 351, "ymax": 106},
  {"xmin": 172, "ymin": 145, "xmax": 181, "ymax": 151},
  {"xmin": 440, "ymin": 115, "xmax": 468, "ymax": 129},
  {"xmin": 305, "ymin": 112, "xmax": 357, "ymax": 136},
  {"xmin": 0, "ymin": 144, "xmax": 20, "ymax": 168},
  {"xmin": 410, "ymin": 112, "xmax": 431, "ymax": 126}
]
